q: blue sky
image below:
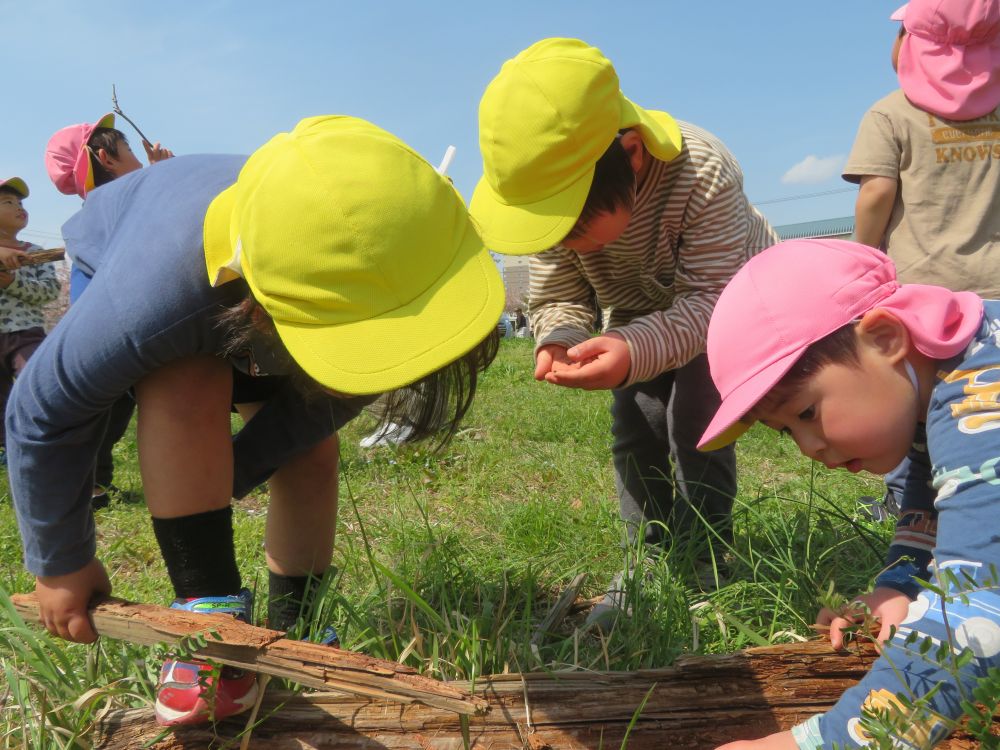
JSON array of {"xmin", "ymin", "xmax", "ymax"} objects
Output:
[{"xmin": 4, "ymin": 0, "xmax": 902, "ymax": 248}]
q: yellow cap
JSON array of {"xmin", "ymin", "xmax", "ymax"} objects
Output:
[
  {"xmin": 204, "ymin": 115, "xmax": 504, "ymax": 395},
  {"xmin": 470, "ymin": 38, "xmax": 683, "ymax": 255},
  {"xmin": 0, "ymin": 177, "xmax": 29, "ymax": 198}
]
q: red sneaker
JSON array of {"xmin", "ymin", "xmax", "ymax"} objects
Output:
[{"xmin": 154, "ymin": 590, "xmax": 258, "ymax": 726}]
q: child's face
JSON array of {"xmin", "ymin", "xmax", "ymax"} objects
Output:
[
  {"xmin": 561, "ymin": 206, "xmax": 633, "ymax": 254},
  {"xmin": 751, "ymin": 335, "xmax": 918, "ymax": 475},
  {"xmin": 0, "ymin": 192, "xmax": 28, "ymax": 235},
  {"xmin": 97, "ymin": 140, "xmax": 143, "ymax": 177}
]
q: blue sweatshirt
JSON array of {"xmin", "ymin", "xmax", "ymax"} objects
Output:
[{"xmin": 8, "ymin": 155, "xmax": 368, "ymax": 577}]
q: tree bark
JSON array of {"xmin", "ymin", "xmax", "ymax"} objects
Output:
[{"xmin": 92, "ymin": 641, "xmax": 993, "ymax": 749}]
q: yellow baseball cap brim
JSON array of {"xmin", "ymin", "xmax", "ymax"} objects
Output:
[
  {"xmin": 275, "ymin": 221, "xmax": 503, "ymax": 395},
  {"xmin": 0, "ymin": 177, "xmax": 29, "ymax": 198},
  {"xmin": 204, "ymin": 156, "xmax": 505, "ymax": 396},
  {"xmin": 469, "ymin": 166, "xmax": 592, "ymax": 256}
]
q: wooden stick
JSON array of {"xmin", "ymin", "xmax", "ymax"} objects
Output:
[
  {"xmin": 20, "ymin": 248, "xmax": 65, "ymax": 266},
  {"xmin": 532, "ymin": 573, "xmax": 587, "ymax": 646},
  {"xmin": 11, "ymin": 593, "xmax": 487, "ymax": 716}
]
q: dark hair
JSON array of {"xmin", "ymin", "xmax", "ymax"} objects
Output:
[
  {"xmin": 770, "ymin": 323, "xmax": 861, "ymax": 397},
  {"xmin": 216, "ymin": 295, "xmax": 500, "ymax": 448},
  {"xmin": 87, "ymin": 127, "xmax": 129, "ymax": 188},
  {"xmin": 563, "ymin": 131, "xmax": 636, "ymax": 238},
  {"xmin": 0, "ymin": 186, "xmax": 23, "ymax": 199}
]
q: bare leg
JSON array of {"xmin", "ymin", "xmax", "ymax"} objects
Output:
[
  {"xmin": 136, "ymin": 356, "xmax": 234, "ymax": 518},
  {"xmin": 235, "ymin": 403, "xmax": 339, "ymax": 576}
]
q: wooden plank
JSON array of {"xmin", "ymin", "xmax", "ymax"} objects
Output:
[
  {"xmin": 10, "ymin": 593, "xmax": 487, "ymax": 716},
  {"xmin": 90, "ymin": 641, "xmax": 992, "ymax": 749}
]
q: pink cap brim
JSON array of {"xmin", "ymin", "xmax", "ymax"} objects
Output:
[
  {"xmin": 697, "ymin": 349, "xmax": 803, "ymax": 451},
  {"xmin": 891, "ymin": 3, "xmax": 908, "ymax": 21}
]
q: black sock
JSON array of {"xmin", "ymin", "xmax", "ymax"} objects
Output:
[
  {"xmin": 151, "ymin": 507, "xmax": 241, "ymax": 599},
  {"xmin": 268, "ymin": 571, "xmax": 325, "ymax": 633}
]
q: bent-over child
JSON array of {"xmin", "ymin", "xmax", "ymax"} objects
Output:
[
  {"xmin": 700, "ymin": 238, "xmax": 1000, "ymax": 750},
  {"xmin": 10, "ymin": 116, "xmax": 502, "ymax": 727}
]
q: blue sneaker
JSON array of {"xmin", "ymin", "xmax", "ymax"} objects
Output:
[
  {"xmin": 154, "ymin": 589, "xmax": 259, "ymax": 726},
  {"xmin": 316, "ymin": 625, "xmax": 340, "ymax": 648}
]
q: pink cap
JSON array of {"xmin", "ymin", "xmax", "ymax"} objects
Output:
[
  {"xmin": 0, "ymin": 177, "xmax": 29, "ymax": 198},
  {"xmin": 698, "ymin": 239, "xmax": 983, "ymax": 451},
  {"xmin": 896, "ymin": 0, "xmax": 1000, "ymax": 120},
  {"xmin": 44, "ymin": 113, "xmax": 115, "ymax": 198}
]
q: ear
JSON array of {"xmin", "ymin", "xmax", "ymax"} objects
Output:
[
  {"xmin": 619, "ymin": 130, "xmax": 646, "ymax": 174},
  {"xmin": 249, "ymin": 302, "xmax": 277, "ymax": 334},
  {"xmin": 95, "ymin": 148, "xmax": 115, "ymax": 169},
  {"xmin": 856, "ymin": 308, "xmax": 911, "ymax": 364}
]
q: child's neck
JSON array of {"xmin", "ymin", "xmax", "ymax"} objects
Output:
[
  {"xmin": 0, "ymin": 230, "xmax": 23, "ymax": 248},
  {"xmin": 910, "ymin": 352, "xmax": 938, "ymax": 421}
]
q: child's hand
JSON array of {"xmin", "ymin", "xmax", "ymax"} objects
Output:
[
  {"xmin": 543, "ymin": 333, "xmax": 630, "ymax": 390},
  {"xmin": 816, "ymin": 586, "xmax": 911, "ymax": 649},
  {"xmin": 0, "ymin": 270, "xmax": 15, "ymax": 288},
  {"xmin": 143, "ymin": 141, "xmax": 174, "ymax": 163},
  {"xmin": 715, "ymin": 730, "xmax": 798, "ymax": 749},
  {"xmin": 35, "ymin": 558, "xmax": 112, "ymax": 643},
  {"xmin": 0, "ymin": 246, "xmax": 27, "ymax": 269},
  {"xmin": 534, "ymin": 343, "xmax": 575, "ymax": 380}
]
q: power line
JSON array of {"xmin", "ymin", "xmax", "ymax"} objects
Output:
[{"xmin": 753, "ymin": 187, "xmax": 857, "ymax": 206}]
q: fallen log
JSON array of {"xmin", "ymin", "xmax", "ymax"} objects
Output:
[
  {"xmin": 11, "ymin": 593, "xmax": 487, "ymax": 716},
  {"xmin": 91, "ymin": 641, "xmax": 994, "ymax": 749}
]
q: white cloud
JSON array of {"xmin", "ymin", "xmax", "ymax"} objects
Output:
[{"xmin": 781, "ymin": 154, "xmax": 845, "ymax": 185}]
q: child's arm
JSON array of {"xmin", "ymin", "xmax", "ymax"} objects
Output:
[
  {"xmin": 854, "ymin": 175, "xmax": 897, "ymax": 249},
  {"xmin": 603, "ymin": 174, "xmax": 751, "ymax": 386},
  {"xmin": 715, "ymin": 730, "xmax": 798, "ymax": 750},
  {"xmin": 527, "ymin": 249, "xmax": 602, "ymax": 357},
  {"xmin": 1, "ymin": 254, "xmax": 61, "ymax": 306}
]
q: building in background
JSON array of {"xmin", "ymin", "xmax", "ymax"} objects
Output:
[{"xmin": 774, "ymin": 216, "xmax": 855, "ymax": 242}]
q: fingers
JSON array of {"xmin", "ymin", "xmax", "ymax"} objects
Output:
[
  {"xmin": 534, "ymin": 350, "xmax": 553, "ymax": 380},
  {"xmin": 144, "ymin": 142, "xmax": 174, "ymax": 163},
  {"xmin": 40, "ymin": 604, "xmax": 98, "ymax": 643},
  {"xmin": 66, "ymin": 612, "xmax": 99, "ymax": 643}
]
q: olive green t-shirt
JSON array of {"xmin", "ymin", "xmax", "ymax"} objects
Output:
[{"xmin": 844, "ymin": 89, "xmax": 1000, "ymax": 297}]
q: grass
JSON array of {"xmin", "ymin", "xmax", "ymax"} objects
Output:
[{"xmin": 0, "ymin": 338, "xmax": 889, "ymax": 747}]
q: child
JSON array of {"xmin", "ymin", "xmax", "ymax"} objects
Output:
[
  {"xmin": 45, "ymin": 112, "xmax": 174, "ymax": 507},
  {"xmin": 46, "ymin": 112, "xmax": 173, "ymax": 202},
  {"xmin": 469, "ymin": 38, "xmax": 777, "ymax": 616},
  {"xmin": 844, "ymin": 0, "xmax": 1000, "ymax": 288},
  {"xmin": 10, "ymin": 115, "xmax": 503, "ymax": 726},
  {"xmin": 699, "ymin": 238, "xmax": 998, "ymax": 750},
  {"xmin": 0, "ymin": 177, "xmax": 60, "ymax": 462},
  {"xmin": 843, "ymin": 0, "xmax": 1000, "ymax": 521}
]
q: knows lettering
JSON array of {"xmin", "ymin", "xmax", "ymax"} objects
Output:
[{"xmin": 936, "ymin": 143, "xmax": 1000, "ymax": 163}]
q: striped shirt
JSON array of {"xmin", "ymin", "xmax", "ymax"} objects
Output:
[{"xmin": 527, "ymin": 121, "xmax": 777, "ymax": 387}]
